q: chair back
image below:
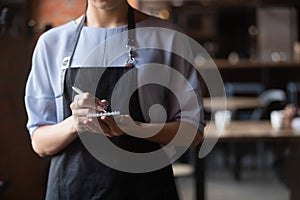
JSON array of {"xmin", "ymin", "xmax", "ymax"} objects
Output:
[
  {"xmin": 251, "ymin": 89, "xmax": 287, "ymax": 120},
  {"xmin": 225, "ymin": 82, "xmax": 265, "ymax": 97},
  {"xmin": 287, "ymin": 82, "xmax": 300, "ymax": 104}
]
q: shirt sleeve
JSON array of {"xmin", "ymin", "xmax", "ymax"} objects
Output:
[
  {"xmin": 167, "ymin": 56, "xmax": 206, "ymax": 134},
  {"xmin": 167, "ymin": 34, "xmax": 206, "ymax": 134},
  {"xmin": 24, "ymin": 35, "xmax": 57, "ymax": 138},
  {"xmin": 135, "ymin": 27, "xmax": 206, "ymax": 134}
]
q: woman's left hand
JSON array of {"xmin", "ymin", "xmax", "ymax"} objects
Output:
[{"xmin": 99, "ymin": 115, "xmax": 138, "ymax": 137}]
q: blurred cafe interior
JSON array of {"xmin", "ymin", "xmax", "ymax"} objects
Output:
[{"xmin": 1, "ymin": 0, "xmax": 300, "ymax": 199}]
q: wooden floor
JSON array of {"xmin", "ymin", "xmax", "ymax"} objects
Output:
[
  {"xmin": 176, "ymin": 168, "xmax": 289, "ymax": 200},
  {"xmin": 175, "ymin": 150, "xmax": 290, "ymax": 200}
]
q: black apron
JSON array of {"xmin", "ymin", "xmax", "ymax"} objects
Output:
[{"xmin": 45, "ymin": 6, "xmax": 179, "ymax": 200}]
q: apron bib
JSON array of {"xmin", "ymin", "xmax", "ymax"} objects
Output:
[{"xmin": 45, "ymin": 6, "xmax": 179, "ymax": 200}]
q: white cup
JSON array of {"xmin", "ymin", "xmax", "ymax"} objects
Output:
[
  {"xmin": 291, "ymin": 117, "xmax": 300, "ymax": 132},
  {"xmin": 270, "ymin": 110, "xmax": 284, "ymax": 130},
  {"xmin": 214, "ymin": 110, "xmax": 232, "ymax": 130}
]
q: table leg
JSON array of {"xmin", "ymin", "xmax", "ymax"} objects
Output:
[{"xmin": 195, "ymin": 152, "xmax": 205, "ymax": 200}]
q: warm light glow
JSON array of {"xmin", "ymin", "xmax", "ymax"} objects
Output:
[
  {"xmin": 159, "ymin": 9, "xmax": 170, "ymax": 20},
  {"xmin": 128, "ymin": 0, "xmax": 139, "ymax": 9}
]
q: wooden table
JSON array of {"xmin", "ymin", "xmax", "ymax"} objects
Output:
[
  {"xmin": 195, "ymin": 120, "xmax": 300, "ymax": 200},
  {"xmin": 205, "ymin": 121, "xmax": 300, "ymax": 141},
  {"xmin": 203, "ymin": 97, "xmax": 265, "ymax": 112}
]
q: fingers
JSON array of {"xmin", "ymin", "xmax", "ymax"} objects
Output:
[
  {"xmin": 70, "ymin": 92, "xmax": 109, "ymax": 134},
  {"xmin": 72, "ymin": 113, "xmax": 128, "ymax": 137},
  {"xmin": 72, "ymin": 93, "xmax": 108, "ymax": 113},
  {"xmin": 73, "ymin": 93, "xmax": 105, "ymax": 111},
  {"xmin": 95, "ymin": 99, "xmax": 109, "ymax": 112},
  {"xmin": 98, "ymin": 119, "xmax": 112, "ymax": 137},
  {"xmin": 69, "ymin": 92, "xmax": 127, "ymax": 137},
  {"xmin": 72, "ymin": 113, "xmax": 102, "ymax": 133},
  {"xmin": 85, "ymin": 118, "xmax": 104, "ymax": 133},
  {"xmin": 70, "ymin": 104, "xmax": 94, "ymax": 116},
  {"xmin": 99, "ymin": 116, "xmax": 125, "ymax": 137}
]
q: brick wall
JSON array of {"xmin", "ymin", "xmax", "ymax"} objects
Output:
[
  {"xmin": 31, "ymin": 0, "xmax": 138, "ymax": 33},
  {"xmin": 31, "ymin": 0, "xmax": 85, "ymax": 31}
]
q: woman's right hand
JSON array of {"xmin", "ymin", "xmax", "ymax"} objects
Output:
[{"xmin": 70, "ymin": 92, "xmax": 108, "ymax": 134}]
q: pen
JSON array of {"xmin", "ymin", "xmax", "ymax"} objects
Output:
[
  {"xmin": 72, "ymin": 86, "xmax": 107, "ymax": 113},
  {"xmin": 72, "ymin": 86, "xmax": 84, "ymax": 95}
]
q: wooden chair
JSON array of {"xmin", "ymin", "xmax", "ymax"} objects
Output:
[{"xmin": 224, "ymin": 83, "xmax": 287, "ymax": 181}]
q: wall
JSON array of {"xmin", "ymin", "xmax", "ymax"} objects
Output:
[
  {"xmin": 30, "ymin": 0, "xmax": 138, "ymax": 33},
  {"xmin": 0, "ymin": 35, "xmax": 49, "ymax": 200},
  {"xmin": 31, "ymin": 0, "xmax": 85, "ymax": 31},
  {"xmin": 0, "ymin": 2, "xmax": 49, "ymax": 200}
]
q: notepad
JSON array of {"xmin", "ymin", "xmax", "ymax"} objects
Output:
[{"xmin": 87, "ymin": 111, "xmax": 120, "ymax": 118}]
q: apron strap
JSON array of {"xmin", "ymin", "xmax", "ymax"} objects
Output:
[
  {"xmin": 126, "ymin": 5, "xmax": 136, "ymax": 66},
  {"xmin": 65, "ymin": 4, "xmax": 136, "ymax": 69},
  {"xmin": 68, "ymin": 14, "xmax": 86, "ymax": 68},
  {"xmin": 127, "ymin": 5, "xmax": 136, "ymax": 47}
]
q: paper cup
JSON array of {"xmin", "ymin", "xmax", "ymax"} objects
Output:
[
  {"xmin": 214, "ymin": 110, "xmax": 232, "ymax": 130},
  {"xmin": 291, "ymin": 117, "xmax": 300, "ymax": 132},
  {"xmin": 270, "ymin": 110, "xmax": 284, "ymax": 130}
]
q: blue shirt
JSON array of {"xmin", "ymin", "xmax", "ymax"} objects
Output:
[{"xmin": 25, "ymin": 16, "xmax": 205, "ymax": 138}]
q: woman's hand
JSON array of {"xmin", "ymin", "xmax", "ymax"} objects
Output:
[
  {"xmin": 70, "ymin": 92, "xmax": 108, "ymax": 134},
  {"xmin": 99, "ymin": 115, "xmax": 137, "ymax": 137}
]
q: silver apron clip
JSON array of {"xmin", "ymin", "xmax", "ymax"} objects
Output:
[{"xmin": 62, "ymin": 56, "xmax": 71, "ymax": 68}]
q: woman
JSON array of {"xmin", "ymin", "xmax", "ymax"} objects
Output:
[{"xmin": 25, "ymin": 0, "xmax": 205, "ymax": 199}]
